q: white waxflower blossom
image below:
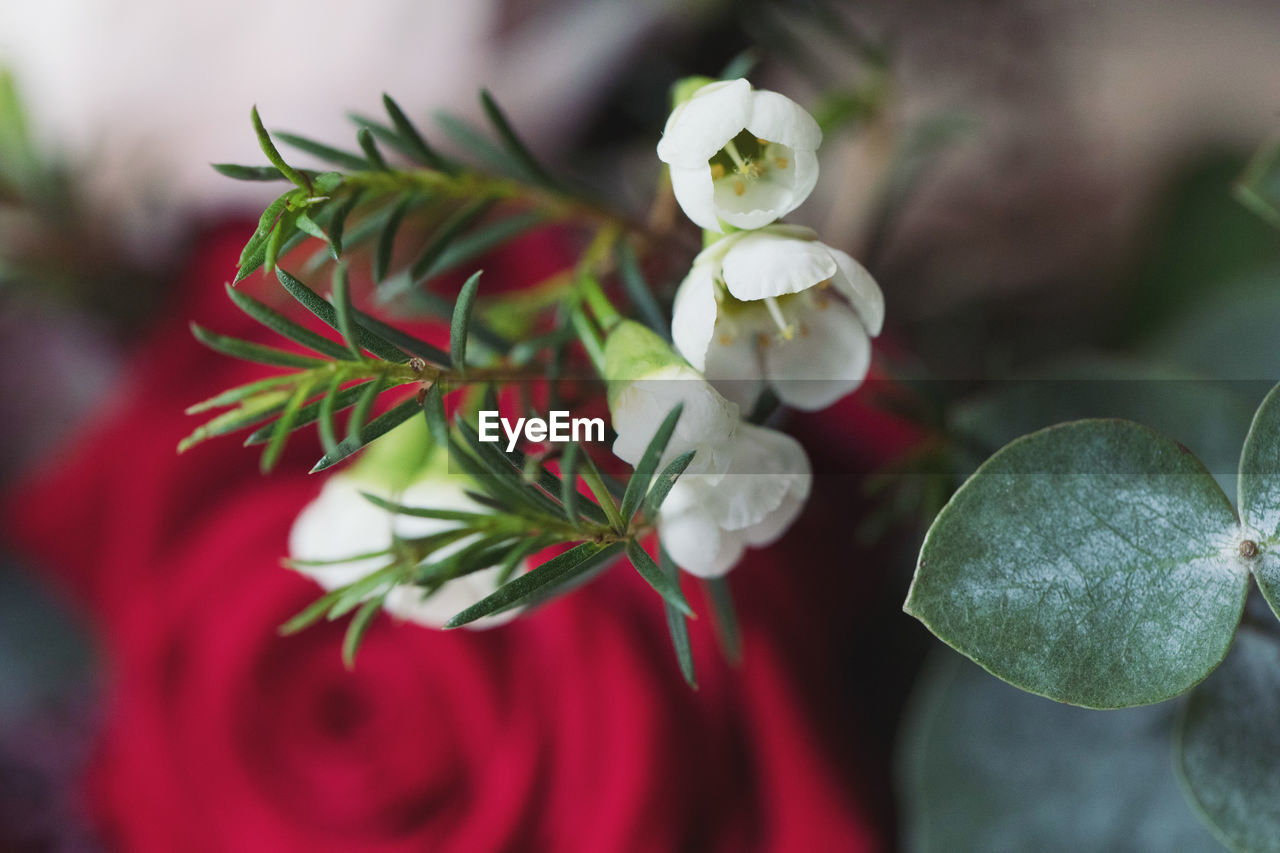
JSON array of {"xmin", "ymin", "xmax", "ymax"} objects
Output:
[
  {"xmin": 603, "ymin": 319, "xmax": 812, "ymax": 578},
  {"xmin": 657, "ymin": 422, "xmax": 812, "ymax": 578},
  {"xmin": 657, "ymin": 78, "xmax": 822, "ymax": 232},
  {"xmin": 671, "ymin": 224, "xmax": 884, "ymax": 413},
  {"xmin": 288, "ymin": 472, "xmax": 522, "ymax": 630},
  {"xmin": 605, "ymin": 320, "xmax": 740, "ymax": 482}
]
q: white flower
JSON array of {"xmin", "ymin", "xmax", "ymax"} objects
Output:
[
  {"xmin": 657, "ymin": 423, "xmax": 811, "ymax": 578},
  {"xmin": 672, "ymin": 225, "xmax": 883, "ymax": 412},
  {"xmin": 657, "ymin": 78, "xmax": 822, "ymax": 232},
  {"xmin": 610, "ymin": 363, "xmax": 740, "ymax": 481},
  {"xmin": 288, "ymin": 472, "xmax": 522, "ymax": 630},
  {"xmin": 605, "ymin": 320, "xmax": 740, "ymax": 481}
]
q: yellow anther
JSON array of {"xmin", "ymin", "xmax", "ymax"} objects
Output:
[
  {"xmin": 733, "ymin": 179, "xmax": 746, "ymax": 196},
  {"xmin": 775, "ymin": 156, "xmax": 789, "ymax": 169},
  {"xmin": 710, "ymin": 163, "xmax": 726, "ymax": 180},
  {"xmin": 718, "ymin": 333, "xmax": 734, "ymax": 346},
  {"xmin": 756, "ymin": 137, "xmax": 768, "ymax": 146}
]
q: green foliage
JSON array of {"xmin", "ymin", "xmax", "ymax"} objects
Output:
[
  {"xmin": 1235, "ymin": 136, "xmax": 1280, "ymax": 231},
  {"xmin": 899, "ymin": 651, "xmax": 1223, "ymax": 852},
  {"xmin": 909, "ymin": 377, "xmax": 1280, "ymax": 843},
  {"xmin": 618, "ymin": 404, "xmax": 683, "ymax": 523},
  {"xmin": 449, "ymin": 270, "xmax": 482, "ymax": 370},
  {"xmin": 1177, "ymin": 627, "xmax": 1280, "ymax": 853},
  {"xmin": 660, "ymin": 545, "xmax": 696, "ymax": 688},
  {"xmin": 907, "ymin": 419, "xmax": 1246, "ymax": 708},
  {"xmin": 1239, "ymin": 383, "xmax": 1280, "ymax": 618}
]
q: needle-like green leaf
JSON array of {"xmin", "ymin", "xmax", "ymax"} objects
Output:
[
  {"xmin": 250, "ymin": 106, "xmax": 309, "ymax": 190},
  {"xmin": 274, "ymin": 130, "xmax": 369, "ymax": 172},
  {"xmin": 479, "ymin": 89, "xmax": 558, "ymax": 188},
  {"xmin": 223, "ymin": 284, "xmax": 352, "ymax": 360},
  {"xmin": 422, "ymin": 383, "xmax": 449, "ymax": 446},
  {"xmin": 619, "ymin": 404, "xmax": 683, "ymax": 523},
  {"xmin": 311, "ymin": 396, "xmax": 423, "ymax": 472},
  {"xmin": 276, "ymin": 267, "xmax": 409, "ymax": 363},
  {"xmin": 625, "ymin": 539, "xmax": 694, "ymax": 617},
  {"xmin": 382, "ymin": 93, "xmax": 451, "ymax": 170},
  {"xmin": 356, "ymin": 127, "xmax": 387, "ymax": 170},
  {"xmin": 343, "ymin": 597, "xmax": 383, "ymax": 669},
  {"xmin": 615, "ymin": 239, "xmax": 667, "ymax": 336},
  {"xmin": 660, "ymin": 544, "xmax": 696, "ymax": 687},
  {"xmin": 331, "ymin": 265, "xmax": 363, "ymax": 358},
  {"xmin": 374, "ymin": 196, "xmax": 411, "ymax": 283},
  {"xmin": 560, "ymin": 442, "xmax": 580, "ymax": 523},
  {"xmin": 704, "ymin": 575, "xmax": 742, "ymax": 666},
  {"xmin": 444, "ymin": 541, "xmax": 624, "ymax": 628},
  {"xmin": 212, "ymin": 163, "xmax": 289, "ymax": 181},
  {"xmin": 641, "ymin": 450, "xmax": 695, "ymax": 521},
  {"xmin": 242, "ymin": 381, "xmax": 374, "ymax": 446},
  {"xmin": 190, "ymin": 322, "xmax": 327, "ymax": 369},
  {"xmin": 450, "ymin": 270, "xmax": 482, "ymax": 370},
  {"xmin": 260, "ymin": 375, "xmax": 317, "ymax": 472}
]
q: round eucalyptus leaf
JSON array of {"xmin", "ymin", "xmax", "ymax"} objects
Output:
[
  {"xmin": 899, "ymin": 651, "xmax": 1223, "ymax": 853},
  {"xmin": 906, "ymin": 419, "xmax": 1248, "ymax": 708},
  {"xmin": 1177, "ymin": 627, "xmax": 1280, "ymax": 853},
  {"xmin": 1237, "ymin": 381, "xmax": 1280, "ymax": 619}
]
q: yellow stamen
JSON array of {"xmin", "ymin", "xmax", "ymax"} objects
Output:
[
  {"xmin": 774, "ymin": 156, "xmax": 789, "ymax": 169},
  {"xmin": 733, "ymin": 179, "xmax": 746, "ymax": 196},
  {"xmin": 718, "ymin": 333, "xmax": 734, "ymax": 346},
  {"xmin": 756, "ymin": 137, "xmax": 768, "ymax": 146},
  {"xmin": 710, "ymin": 162, "xmax": 726, "ymax": 180}
]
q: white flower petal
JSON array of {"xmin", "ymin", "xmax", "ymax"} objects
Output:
[
  {"xmin": 671, "ymin": 262, "xmax": 718, "ymax": 371},
  {"xmin": 669, "ymin": 163, "xmax": 722, "ymax": 232},
  {"xmin": 288, "ymin": 476, "xmax": 394, "ymax": 589},
  {"xmin": 764, "ymin": 297, "xmax": 872, "ymax": 411},
  {"xmin": 713, "ymin": 176, "xmax": 793, "ymax": 230},
  {"xmin": 610, "ymin": 365, "xmax": 739, "ymax": 476},
  {"xmin": 384, "ymin": 565, "xmax": 519, "ymax": 631},
  {"xmin": 745, "ymin": 89, "xmax": 823, "ymax": 152},
  {"xmin": 703, "ymin": 317, "xmax": 767, "ymax": 413},
  {"xmin": 659, "ymin": 484, "xmax": 744, "ymax": 578},
  {"xmin": 785, "ymin": 149, "xmax": 820, "ymax": 215},
  {"xmin": 656, "ymin": 78, "xmax": 752, "ymax": 167},
  {"xmin": 827, "ymin": 247, "xmax": 884, "ymax": 336},
  {"xmin": 741, "ymin": 491, "xmax": 806, "ymax": 547},
  {"xmin": 720, "ymin": 232, "xmax": 838, "ymax": 301},
  {"xmin": 707, "ymin": 423, "xmax": 811, "ymax": 531}
]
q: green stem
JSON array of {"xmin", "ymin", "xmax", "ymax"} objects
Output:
[
  {"xmin": 570, "ymin": 306, "xmax": 606, "ymax": 375},
  {"xmin": 580, "ymin": 273, "xmax": 620, "ymax": 333}
]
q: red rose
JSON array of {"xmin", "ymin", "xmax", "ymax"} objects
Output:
[{"xmin": 5, "ymin": 223, "xmax": 884, "ymax": 851}]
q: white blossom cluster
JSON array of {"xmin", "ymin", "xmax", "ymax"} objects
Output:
[
  {"xmin": 611, "ymin": 77, "xmax": 884, "ymax": 577},
  {"xmin": 285, "ymin": 77, "xmax": 884, "ymax": 628}
]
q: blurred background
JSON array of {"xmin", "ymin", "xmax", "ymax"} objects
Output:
[{"xmin": 3, "ymin": 0, "xmax": 1280, "ymax": 849}]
